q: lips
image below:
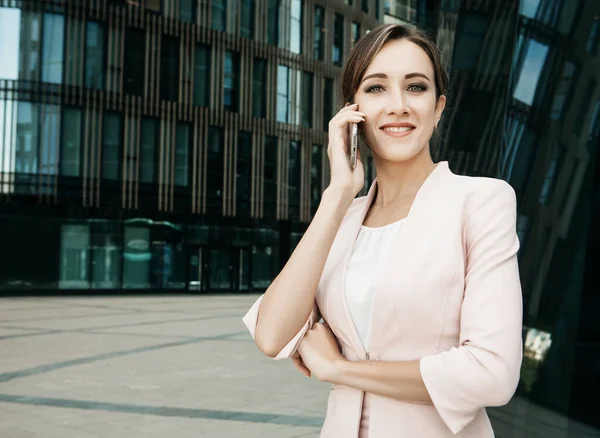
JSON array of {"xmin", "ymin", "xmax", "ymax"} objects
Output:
[{"xmin": 379, "ymin": 122, "xmax": 416, "ymax": 137}]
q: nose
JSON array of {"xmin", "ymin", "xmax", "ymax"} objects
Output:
[{"xmin": 384, "ymin": 90, "xmax": 410, "ymax": 116}]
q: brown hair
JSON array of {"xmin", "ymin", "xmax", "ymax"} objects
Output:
[{"xmin": 341, "ymin": 24, "xmax": 449, "ymax": 104}]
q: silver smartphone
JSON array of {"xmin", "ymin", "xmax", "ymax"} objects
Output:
[{"xmin": 349, "ymin": 122, "xmax": 358, "ymax": 170}]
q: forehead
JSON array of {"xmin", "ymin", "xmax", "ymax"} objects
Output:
[{"xmin": 363, "ymin": 39, "xmax": 434, "ymax": 78}]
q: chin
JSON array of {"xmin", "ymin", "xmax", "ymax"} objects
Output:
[{"xmin": 374, "ymin": 145, "xmax": 424, "ymax": 163}]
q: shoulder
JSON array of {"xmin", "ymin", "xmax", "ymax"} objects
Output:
[{"xmin": 450, "ymin": 174, "xmax": 517, "ymax": 228}]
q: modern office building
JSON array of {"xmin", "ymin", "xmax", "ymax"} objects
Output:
[
  {"xmin": 0, "ymin": 0, "xmax": 380, "ymax": 293},
  {"xmin": 1, "ymin": 0, "xmax": 600, "ymax": 436}
]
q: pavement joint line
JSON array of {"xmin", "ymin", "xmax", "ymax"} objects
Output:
[
  {"xmin": 0, "ymin": 313, "xmax": 242, "ymax": 341},
  {"xmin": 0, "ymin": 330, "xmax": 249, "ymax": 383},
  {"xmin": 0, "ymin": 393, "xmax": 324, "ymax": 428}
]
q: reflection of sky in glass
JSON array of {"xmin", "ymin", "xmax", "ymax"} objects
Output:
[
  {"xmin": 513, "ymin": 39, "xmax": 549, "ymax": 106},
  {"xmin": 520, "ymin": 0, "xmax": 540, "ymax": 19},
  {"xmin": 0, "ymin": 8, "xmax": 20, "ymax": 79},
  {"xmin": 290, "ymin": 0, "xmax": 301, "ymax": 54},
  {"xmin": 277, "ymin": 65, "xmax": 289, "ymax": 123}
]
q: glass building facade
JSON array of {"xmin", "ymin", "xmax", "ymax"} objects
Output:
[
  {"xmin": 1, "ymin": 0, "xmax": 600, "ymax": 434},
  {"xmin": 0, "ymin": 0, "xmax": 380, "ymax": 293}
]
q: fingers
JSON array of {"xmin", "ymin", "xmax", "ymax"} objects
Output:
[{"xmin": 292, "ymin": 355, "xmax": 311, "ymax": 378}]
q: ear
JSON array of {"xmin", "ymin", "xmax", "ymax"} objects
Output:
[{"xmin": 435, "ymin": 95, "xmax": 446, "ymax": 127}]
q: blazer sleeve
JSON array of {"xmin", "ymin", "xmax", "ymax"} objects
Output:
[
  {"xmin": 419, "ymin": 180, "xmax": 523, "ymax": 434},
  {"xmin": 242, "ymin": 294, "xmax": 321, "ymax": 360}
]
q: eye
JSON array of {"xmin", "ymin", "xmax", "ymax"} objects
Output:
[
  {"xmin": 366, "ymin": 85, "xmax": 385, "ymax": 94},
  {"xmin": 407, "ymin": 83, "xmax": 428, "ymax": 92}
]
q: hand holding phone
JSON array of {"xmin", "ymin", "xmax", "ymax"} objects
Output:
[{"xmin": 348, "ymin": 122, "xmax": 358, "ymax": 170}]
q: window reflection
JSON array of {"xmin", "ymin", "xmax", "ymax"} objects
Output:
[
  {"xmin": 41, "ymin": 13, "xmax": 64, "ymax": 84},
  {"xmin": 102, "ymin": 112, "xmax": 122, "ymax": 181},
  {"xmin": 513, "ymin": 39, "xmax": 549, "ymax": 106},
  {"xmin": 193, "ymin": 45, "xmax": 210, "ymax": 107},
  {"xmin": 61, "ymin": 107, "xmax": 82, "ymax": 177},
  {"xmin": 277, "ymin": 64, "xmax": 290, "ymax": 123},
  {"xmin": 252, "ymin": 58, "xmax": 267, "ymax": 118},
  {"xmin": 224, "ymin": 51, "xmax": 239, "ymax": 112},
  {"xmin": 314, "ymin": 6, "xmax": 325, "ymax": 61},
  {"xmin": 333, "ymin": 13, "xmax": 344, "ymax": 66},
  {"xmin": 85, "ymin": 21, "xmax": 105, "ymax": 90}
]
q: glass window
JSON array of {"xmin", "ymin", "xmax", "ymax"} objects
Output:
[
  {"xmin": 352, "ymin": 22, "xmax": 361, "ymax": 46},
  {"xmin": 124, "ymin": 117, "xmax": 139, "ymax": 182},
  {"xmin": 513, "ymin": 39, "xmax": 549, "ymax": 106},
  {"xmin": 452, "ymin": 13, "xmax": 490, "ymax": 71},
  {"xmin": 179, "ymin": 0, "xmax": 195, "ymax": 23},
  {"xmin": 15, "ymin": 102, "xmax": 39, "ymax": 174},
  {"xmin": 362, "ymin": 0, "xmax": 369, "ymax": 13},
  {"xmin": 277, "ymin": 64, "xmax": 290, "ymax": 123},
  {"xmin": 61, "ymin": 107, "xmax": 82, "ymax": 177},
  {"xmin": 267, "ymin": 0, "xmax": 279, "ymax": 45},
  {"xmin": 224, "ymin": 51, "xmax": 239, "ymax": 112},
  {"xmin": 124, "ymin": 27, "xmax": 145, "ymax": 96},
  {"xmin": 85, "ymin": 21, "xmax": 105, "ymax": 90},
  {"xmin": 65, "ymin": 18, "xmax": 84, "ymax": 87},
  {"xmin": 519, "ymin": 0, "xmax": 540, "ymax": 19},
  {"xmin": 550, "ymin": 62, "xmax": 577, "ymax": 120},
  {"xmin": 237, "ymin": 131, "xmax": 252, "ymax": 216},
  {"xmin": 42, "ymin": 13, "xmax": 65, "ymax": 84},
  {"xmin": 175, "ymin": 122, "xmax": 190, "ymax": 186},
  {"xmin": 193, "ymin": 44, "xmax": 210, "ymax": 107},
  {"xmin": 123, "ymin": 226, "xmax": 151, "ymax": 289},
  {"xmin": 211, "ymin": 0, "xmax": 227, "ymax": 32},
  {"xmin": 288, "ymin": 140, "xmax": 300, "ymax": 218},
  {"xmin": 40, "ymin": 104, "xmax": 60, "ymax": 175},
  {"xmin": 102, "ymin": 112, "xmax": 122, "ymax": 180},
  {"xmin": 264, "ymin": 135, "xmax": 278, "ymax": 218},
  {"xmin": 333, "ymin": 13, "xmax": 344, "ymax": 67},
  {"xmin": 252, "ymin": 58, "xmax": 267, "ymax": 118},
  {"xmin": 323, "ymin": 77, "xmax": 334, "ymax": 131},
  {"xmin": 240, "ymin": 0, "xmax": 254, "ymax": 39},
  {"xmin": 301, "ymin": 71, "xmax": 313, "ymax": 128},
  {"xmin": 140, "ymin": 118, "xmax": 157, "ymax": 183},
  {"xmin": 59, "ymin": 224, "xmax": 90, "ymax": 289},
  {"xmin": 314, "ymin": 6, "xmax": 325, "ymax": 61},
  {"xmin": 91, "ymin": 222, "xmax": 121, "ymax": 289},
  {"xmin": 290, "ymin": 0, "xmax": 302, "ymax": 54},
  {"xmin": 311, "ymin": 144, "xmax": 322, "ymax": 215},
  {"xmin": 0, "ymin": 8, "xmax": 22, "ymax": 80},
  {"xmin": 160, "ymin": 35, "xmax": 179, "ymax": 101},
  {"xmin": 207, "ymin": 126, "xmax": 224, "ymax": 208}
]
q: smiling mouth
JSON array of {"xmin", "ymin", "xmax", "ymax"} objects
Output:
[{"xmin": 381, "ymin": 127, "xmax": 415, "ymax": 133}]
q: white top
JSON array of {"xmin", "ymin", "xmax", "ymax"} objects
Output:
[{"xmin": 345, "ymin": 218, "xmax": 406, "ymax": 351}]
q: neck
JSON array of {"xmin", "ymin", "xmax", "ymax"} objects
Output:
[{"xmin": 371, "ymin": 150, "xmax": 437, "ymax": 209}]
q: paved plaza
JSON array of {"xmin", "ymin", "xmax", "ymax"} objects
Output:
[{"xmin": 0, "ymin": 295, "xmax": 599, "ymax": 438}]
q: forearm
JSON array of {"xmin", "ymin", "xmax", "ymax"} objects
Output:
[
  {"xmin": 333, "ymin": 359, "xmax": 432, "ymax": 404},
  {"xmin": 255, "ymin": 186, "xmax": 354, "ymax": 357}
]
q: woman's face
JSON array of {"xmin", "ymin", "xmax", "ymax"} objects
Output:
[{"xmin": 353, "ymin": 39, "xmax": 446, "ymax": 163}]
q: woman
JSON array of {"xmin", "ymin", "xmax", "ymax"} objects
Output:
[{"xmin": 243, "ymin": 23, "xmax": 523, "ymax": 438}]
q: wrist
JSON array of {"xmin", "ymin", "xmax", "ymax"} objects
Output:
[
  {"xmin": 323, "ymin": 185, "xmax": 356, "ymax": 207},
  {"xmin": 329, "ymin": 357, "xmax": 350, "ymax": 385}
]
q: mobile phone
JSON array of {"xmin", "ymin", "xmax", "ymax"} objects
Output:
[{"xmin": 348, "ymin": 122, "xmax": 358, "ymax": 170}]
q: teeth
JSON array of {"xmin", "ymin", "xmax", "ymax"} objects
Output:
[{"xmin": 383, "ymin": 127, "xmax": 413, "ymax": 132}]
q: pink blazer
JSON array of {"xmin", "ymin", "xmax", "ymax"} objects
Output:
[{"xmin": 243, "ymin": 161, "xmax": 523, "ymax": 437}]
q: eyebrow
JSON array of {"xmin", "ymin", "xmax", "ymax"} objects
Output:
[{"xmin": 361, "ymin": 72, "xmax": 431, "ymax": 83}]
